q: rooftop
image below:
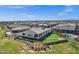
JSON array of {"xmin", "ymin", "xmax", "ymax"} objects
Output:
[
  {"xmin": 11, "ymin": 26, "xmax": 30, "ymax": 31},
  {"xmin": 52, "ymin": 24, "xmax": 76, "ymax": 30},
  {"xmin": 29, "ymin": 27, "xmax": 50, "ymax": 34}
]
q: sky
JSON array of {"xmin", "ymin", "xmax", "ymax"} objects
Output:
[{"xmin": 0, "ymin": 5, "xmax": 79, "ymax": 21}]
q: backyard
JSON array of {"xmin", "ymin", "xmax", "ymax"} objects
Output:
[{"xmin": 43, "ymin": 32, "xmax": 63, "ymax": 43}]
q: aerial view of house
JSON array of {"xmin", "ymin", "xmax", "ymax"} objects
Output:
[
  {"xmin": 18, "ymin": 27, "xmax": 52, "ymax": 39},
  {"xmin": 0, "ymin": 5, "xmax": 79, "ymax": 54}
]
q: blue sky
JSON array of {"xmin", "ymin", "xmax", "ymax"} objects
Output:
[{"xmin": 0, "ymin": 5, "xmax": 79, "ymax": 21}]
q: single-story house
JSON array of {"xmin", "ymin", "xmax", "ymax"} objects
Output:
[
  {"xmin": 52, "ymin": 24, "xmax": 79, "ymax": 34},
  {"xmin": 37, "ymin": 24, "xmax": 49, "ymax": 28},
  {"xmin": 18, "ymin": 27, "xmax": 52, "ymax": 39},
  {"xmin": 47, "ymin": 22, "xmax": 58, "ymax": 27},
  {"xmin": 11, "ymin": 26, "xmax": 31, "ymax": 33},
  {"xmin": 37, "ymin": 22, "xmax": 58, "ymax": 28},
  {"xmin": 6, "ymin": 25, "xmax": 16, "ymax": 29},
  {"xmin": 5, "ymin": 26, "xmax": 31, "ymax": 36}
]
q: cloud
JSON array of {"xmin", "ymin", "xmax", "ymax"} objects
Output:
[
  {"xmin": 58, "ymin": 5, "xmax": 75, "ymax": 16},
  {"xmin": 18, "ymin": 12, "xmax": 54, "ymax": 21},
  {"xmin": 19, "ymin": 13, "xmax": 35, "ymax": 17},
  {"xmin": 19, "ymin": 12, "xmax": 59, "ymax": 20},
  {"xmin": 17, "ymin": 13, "xmax": 38, "ymax": 20},
  {"xmin": 7, "ymin": 5, "xmax": 24, "ymax": 9},
  {"xmin": 0, "ymin": 5, "xmax": 35, "ymax": 9}
]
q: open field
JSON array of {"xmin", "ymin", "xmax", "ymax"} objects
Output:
[
  {"xmin": 0, "ymin": 27, "xmax": 26, "ymax": 54},
  {"xmin": 0, "ymin": 27, "xmax": 5, "ymax": 38},
  {"xmin": 0, "ymin": 38, "xmax": 24, "ymax": 54}
]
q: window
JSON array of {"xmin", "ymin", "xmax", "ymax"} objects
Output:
[
  {"xmin": 34, "ymin": 34, "xmax": 38, "ymax": 37},
  {"xmin": 22, "ymin": 33, "xmax": 25, "ymax": 35},
  {"xmin": 27, "ymin": 34, "xmax": 32, "ymax": 36},
  {"xmin": 46, "ymin": 31, "xmax": 47, "ymax": 33},
  {"xmin": 40, "ymin": 33, "xmax": 42, "ymax": 36},
  {"xmin": 45, "ymin": 31, "xmax": 47, "ymax": 33},
  {"xmin": 39, "ymin": 33, "xmax": 42, "ymax": 36},
  {"xmin": 39, "ymin": 34, "xmax": 41, "ymax": 36},
  {"xmin": 43, "ymin": 32, "xmax": 44, "ymax": 34}
]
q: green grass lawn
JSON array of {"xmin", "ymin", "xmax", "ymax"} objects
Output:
[
  {"xmin": 0, "ymin": 27, "xmax": 5, "ymax": 38},
  {"xmin": 43, "ymin": 33, "xmax": 62, "ymax": 43},
  {"xmin": 0, "ymin": 38, "xmax": 24, "ymax": 54},
  {"xmin": 0, "ymin": 27, "xmax": 27, "ymax": 54}
]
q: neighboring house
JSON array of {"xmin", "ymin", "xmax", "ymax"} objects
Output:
[
  {"xmin": 11, "ymin": 26, "xmax": 30, "ymax": 33},
  {"xmin": 37, "ymin": 24, "xmax": 49, "ymax": 28},
  {"xmin": 5, "ymin": 26, "xmax": 31, "ymax": 37},
  {"xmin": 6, "ymin": 25, "xmax": 16, "ymax": 29},
  {"xmin": 37, "ymin": 22, "xmax": 58, "ymax": 28},
  {"xmin": 47, "ymin": 22, "xmax": 58, "ymax": 27},
  {"xmin": 52, "ymin": 24, "xmax": 79, "ymax": 34},
  {"xmin": 18, "ymin": 27, "xmax": 52, "ymax": 39}
]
